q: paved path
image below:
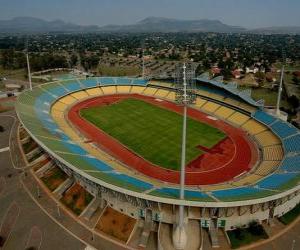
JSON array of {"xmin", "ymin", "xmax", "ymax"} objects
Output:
[
  {"xmin": 0, "ymin": 110, "xmax": 134, "ymax": 250},
  {"xmin": 0, "ymin": 111, "xmax": 85, "ymax": 250}
]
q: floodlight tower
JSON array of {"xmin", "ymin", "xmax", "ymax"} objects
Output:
[
  {"xmin": 276, "ymin": 51, "xmax": 286, "ymax": 117},
  {"xmin": 276, "ymin": 65, "xmax": 284, "ymax": 116},
  {"xmin": 142, "ymin": 48, "xmax": 145, "ymax": 79},
  {"xmin": 25, "ymin": 38, "xmax": 33, "ymax": 91},
  {"xmin": 173, "ymin": 63, "xmax": 196, "ymax": 250}
]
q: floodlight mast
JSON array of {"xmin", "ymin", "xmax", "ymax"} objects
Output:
[
  {"xmin": 179, "ymin": 63, "xmax": 187, "ymax": 227},
  {"xmin": 276, "ymin": 50, "xmax": 286, "ymax": 117},
  {"xmin": 25, "ymin": 39, "xmax": 32, "ymax": 91},
  {"xmin": 173, "ymin": 62, "xmax": 196, "ymax": 250},
  {"xmin": 142, "ymin": 48, "xmax": 145, "ymax": 79},
  {"xmin": 276, "ymin": 65, "xmax": 284, "ymax": 117}
]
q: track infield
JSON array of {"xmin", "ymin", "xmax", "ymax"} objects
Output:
[{"xmin": 80, "ymin": 98, "xmax": 225, "ymax": 170}]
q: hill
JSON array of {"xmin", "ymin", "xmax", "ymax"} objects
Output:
[{"xmin": 0, "ymin": 16, "xmax": 299, "ymax": 34}]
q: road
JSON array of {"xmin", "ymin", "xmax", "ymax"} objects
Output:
[{"xmin": 0, "ymin": 111, "xmax": 85, "ymax": 250}]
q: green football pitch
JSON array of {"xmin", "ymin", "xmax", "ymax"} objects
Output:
[{"xmin": 80, "ymin": 98, "xmax": 225, "ymax": 170}]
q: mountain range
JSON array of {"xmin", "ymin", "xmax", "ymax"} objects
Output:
[{"xmin": 0, "ymin": 16, "xmax": 299, "ymax": 34}]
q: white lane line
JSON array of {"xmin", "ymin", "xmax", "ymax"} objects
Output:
[{"xmin": 0, "ymin": 147, "xmax": 10, "ymax": 153}]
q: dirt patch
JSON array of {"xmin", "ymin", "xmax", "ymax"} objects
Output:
[
  {"xmin": 41, "ymin": 166, "xmax": 68, "ymax": 191},
  {"xmin": 95, "ymin": 206, "xmax": 136, "ymax": 242},
  {"xmin": 60, "ymin": 183, "xmax": 94, "ymax": 216},
  {"xmin": 32, "ymin": 157, "xmax": 51, "ymax": 172}
]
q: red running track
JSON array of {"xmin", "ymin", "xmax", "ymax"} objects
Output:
[{"xmin": 68, "ymin": 94, "xmax": 258, "ymax": 185}]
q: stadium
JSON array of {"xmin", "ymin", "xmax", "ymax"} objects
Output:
[{"xmin": 15, "ymin": 74, "xmax": 300, "ymax": 249}]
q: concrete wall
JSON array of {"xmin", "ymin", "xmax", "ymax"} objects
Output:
[{"xmin": 274, "ymin": 192, "xmax": 300, "ymax": 218}]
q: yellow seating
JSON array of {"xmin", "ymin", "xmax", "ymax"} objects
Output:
[
  {"xmin": 242, "ymin": 120, "xmax": 267, "ymax": 135},
  {"xmin": 201, "ymin": 102, "xmax": 220, "ymax": 113},
  {"xmin": 255, "ymin": 161, "xmax": 280, "ymax": 176},
  {"xmin": 201, "ymin": 183, "xmax": 234, "ymax": 191},
  {"xmin": 165, "ymin": 91, "xmax": 176, "ymax": 101},
  {"xmin": 196, "ymin": 89, "xmax": 210, "ymax": 97},
  {"xmin": 142, "ymin": 87, "xmax": 158, "ymax": 96},
  {"xmin": 58, "ymin": 95, "xmax": 77, "ymax": 105},
  {"xmin": 51, "ymin": 110, "xmax": 64, "ymax": 119},
  {"xmin": 51, "ymin": 102, "xmax": 67, "ymax": 112},
  {"xmin": 131, "ymin": 86, "xmax": 146, "ymax": 94},
  {"xmin": 86, "ymin": 87, "xmax": 103, "ymax": 96},
  {"xmin": 194, "ymin": 98, "xmax": 207, "ymax": 108},
  {"xmin": 207, "ymin": 93, "xmax": 225, "ymax": 102},
  {"xmin": 101, "ymin": 86, "xmax": 117, "ymax": 95},
  {"xmin": 71, "ymin": 90, "xmax": 89, "ymax": 100},
  {"xmin": 262, "ymin": 145, "xmax": 284, "ymax": 161},
  {"xmin": 239, "ymin": 103, "xmax": 257, "ymax": 113},
  {"xmin": 227, "ymin": 112, "xmax": 250, "ymax": 126},
  {"xmin": 154, "ymin": 89, "xmax": 170, "ymax": 99},
  {"xmin": 116, "ymin": 86, "xmax": 131, "ymax": 93},
  {"xmin": 224, "ymin": 98, "xmax": 241, "ymax": 107},
  {"xmin": 214, "ymin": 106, "xmax": 235, "ymax": 119},
  {"xmin": 255, "ymin": 130, "xmax": 281, "ymax": 146},
  {"xmin": 231, "ymin": 174, "xmax": 262, "ymax": 186}
]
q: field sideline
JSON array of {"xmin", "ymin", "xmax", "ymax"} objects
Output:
[{"xmin": 80, "ymin": 98, "xmax": 225, "ymax": 170}]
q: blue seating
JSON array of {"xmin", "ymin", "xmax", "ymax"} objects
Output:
[
  {"xmin": 257, "ymin": 173, "xmax": 296, "ymax": 189},
  {"xmin": 271, "ymin": 120, "xmax": 298, "ymax": 138},
  {"xmin": 132, "ymin": 79, "xmax": 148, "ymax": 85},
  {"xmin": 154, "ymin": 187, "xmax": 209, "ymax": 199},
  {"xmin": 81, "ymin": 78, "xmax": 98, "ymax": 88},
  {"xmin": 283, "ymin": 134, "xmax": 300, "ymax": 152},
  {"xmin": 253, "ymin": 110, "xmax": 277, "ymax": 125},
  {"xmin": 281, "ymin": 155, "xmax": 300, "ymax": 172},
  {"xmin": 99, "ymin": 77, "xmax": 115, "ymax": 85},
  {"xmin": 116, "ymin": 77, "xmax": 131, "ymax": 85},
  {"xmin": 110, "ymin": 172, "xmax": 153, "ymax": 191},
  {"xmin": 47, "ymin": 86, "xmax": 69, "ymax": 97},
  {"xmin": 62, "ymin": 81, "xmax": 82, "ymax": 92},
  {"xmin": 82, "ymin": 156, "xmax": 113, "ymax": 171},
  {"xmin": 212, "ymin": 187, "xmax": 257, "ymax": 198}
]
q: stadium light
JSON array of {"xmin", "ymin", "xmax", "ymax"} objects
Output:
[
  {"xmin": 276, "ymin": 50, "xmax": 286, "ymax": 117},
  {"xmin": 25, "ymin": 38, "xmax": 33, "ymax": 91},
  {"xmin": 173, "ymin": 62, "xmax": 196, "ymax": 249}
]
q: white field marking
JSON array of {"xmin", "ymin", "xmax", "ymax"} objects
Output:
[
  {"xmin": 0, "ymin": 147, "xmax": 10, "ymax": 153},
  {"xmin": 154, "ymin": 98, "xmax": 163, "ymax": 102}
]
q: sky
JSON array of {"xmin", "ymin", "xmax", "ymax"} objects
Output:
[{"xmin": 0, "ymin": 0, "xmax": 300, "ymax": 29}]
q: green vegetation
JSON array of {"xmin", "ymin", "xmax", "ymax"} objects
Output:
[
  {"xmin": 227, "ymin": 221, "xmax": 268, "ymax": 249},
  {"xmin": 279, "ymin": 203, "xmax": 300, "ymax": 225},
  {"xmin": 41, "ymin": 167, "xmax": 68, "ymax": 191},
  {"xmin": 250, "ymin": 87, "xmax": 291, "ymax": 107},
  {"xmin": 22, "ymin": 139, "xmax": 37, "ymax": 154},
  {"xmin": 81, "ymin": 98, "xmax": 225, "ymax": 170},
  {"xmin": 98, "ymin": 64, "xmax": 140, "ymax": 76}
]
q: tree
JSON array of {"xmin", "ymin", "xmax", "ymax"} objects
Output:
[{"xmin": 254, "ymin": 72, "xmax": 265, "ymax": 86}]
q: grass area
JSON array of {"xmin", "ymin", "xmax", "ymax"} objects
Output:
[
  {"xmin": 41, "ymin": 166, "xmax": 68, "ymax": 191},
  {"xmin": 273, "ymin": 62, "xmax": 300, "ymax": 71},
  {"xmin": 81, "ymin": 98, "xmax": 225, "ymax": 170},
  {"xmin": 227, "ymin": 222, "xmax": 268, "ymax": 249},
  {"xmin": 96, "ymin": 206, "xmax": 136, "ymax": 242},
  {"xmin": 250, "ymin": 87, "xmax": 291, "ymax": 107},
  {"xmin": 279, "ymin": 203, "xmax": 300, "ymax": 225},
  {"xmin": 0, "ymin": 67, "xmax": 27, "ymax": 81},
  {"xmin": 61, "ymin": 183, "xmax": 94, "ymax": 215},
  {"xmin": 98, "ymin": 64, "xmax": 140, "ymax": 76}
]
